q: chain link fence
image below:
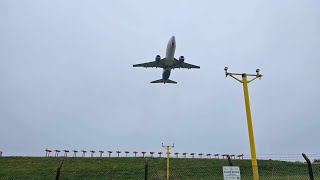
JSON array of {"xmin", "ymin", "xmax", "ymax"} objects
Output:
[
  {"xmin": 147, "ymin": 160, "xmax": 320, "ymax": 180},
  {"xmin": 0, "ymin": 155, "xmax": 319, "ymax": 179}
]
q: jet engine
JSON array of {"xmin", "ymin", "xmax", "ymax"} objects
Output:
[
  {"xmin": 155, "ymin": 55, "xmax": 161, "ymax": 63},
  {"xmin": 179, "ymin": 56, "xmax": 185, "ymax": 63}
]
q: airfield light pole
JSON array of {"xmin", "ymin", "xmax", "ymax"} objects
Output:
[
  {"xmin": 162, "ymin": 143, "xmax": 174, "ymax": 180},
  {"xmin": 224, "ymin": 67, "xmax": 262, "ymax": 180}
]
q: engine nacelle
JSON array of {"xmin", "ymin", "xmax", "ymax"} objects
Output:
[
  {"xmin": 155, "ymin": 55, "xmax": 161, "ymax": 63},
  {"xmin": 179, "ymin": 56, "xmax": 185, "ymax": 63}
]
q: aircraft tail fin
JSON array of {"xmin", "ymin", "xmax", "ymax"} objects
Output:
[{"xmin": 150, "ymin": 79, "xmax": 177, "ymax": 84}]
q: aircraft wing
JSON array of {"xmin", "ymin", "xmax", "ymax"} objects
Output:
[
  {"xmin": 133, "ymin": 59, "xmax": 165, "ymax": 68},
  {"xmin": 173, "ymin": 58, "xmax": 200, "ymax": 69}
]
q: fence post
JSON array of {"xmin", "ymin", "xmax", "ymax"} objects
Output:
[
  {"xmin": 302, "ymin": 153, "xmax": 314, "ymax": 180},
  {"xmin": 227, "ymin": 155, "xmax": 233, "ymax": 166},
  {"xmin": 144, "ymin": 158, "xmax": 148, "ymax": 180},
  {"xmin": 55, "ymin": 159, "xmax": 64, "ymax": 180}
]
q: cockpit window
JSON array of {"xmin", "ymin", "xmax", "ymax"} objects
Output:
[{"xmin": 172, "ymin": 42, "xmax": 174, "ymax": 46}]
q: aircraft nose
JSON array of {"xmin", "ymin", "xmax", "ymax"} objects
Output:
[{"xmin": 172, "ymin": 36, "xmax": 175, "ymax": 42}]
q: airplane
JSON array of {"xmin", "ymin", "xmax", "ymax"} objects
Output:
[{"xmin": 133, "ymin": 36, "xmax": 200, "ymax": 84}]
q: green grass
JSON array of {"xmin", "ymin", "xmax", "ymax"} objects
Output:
[{"xmin": 0, "ymin": 157, "xmax": 319, "ymax": 179}]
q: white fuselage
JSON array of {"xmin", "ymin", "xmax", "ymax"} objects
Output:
[
  {"xmin": 164, "ymin": 36, "xmax": 176, "ymax": 68},
  {"xmin": 162, "ymin": 36, "xmax": 176, "ymax": 82}
]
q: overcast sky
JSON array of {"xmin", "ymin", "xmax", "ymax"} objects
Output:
[{"xmin": 0, "ymin": 0, "xmax": 319, "ymax": 157}]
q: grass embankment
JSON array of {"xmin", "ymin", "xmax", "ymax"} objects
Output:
[{"xmin": 0, "ymin": 157, "xmax": 319, "ymax": 179}]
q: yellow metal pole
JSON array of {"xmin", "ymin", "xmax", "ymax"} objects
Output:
[
  {"xmin": 242, "ymin": 74, "xmax": 259, "ymax": 180},
  {"xmin": 162, "ymin": 143, "xmax": 174, "ymax": 180},
  {"xmin": 166, "ymin": 146, "xmax": 170, "ymax": 180}
]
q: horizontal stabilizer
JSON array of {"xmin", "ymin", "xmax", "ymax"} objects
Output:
[
  {"xmin": 150, "ymin": 79, "xmax": 164, "ymax": 83},
  {"xmin": 150, "ymin": 79, "xmax": 177, "ymax": 84},
  {"xmin": 166, "ymin": 79, "xmax": 177, "ymax": 84}
]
